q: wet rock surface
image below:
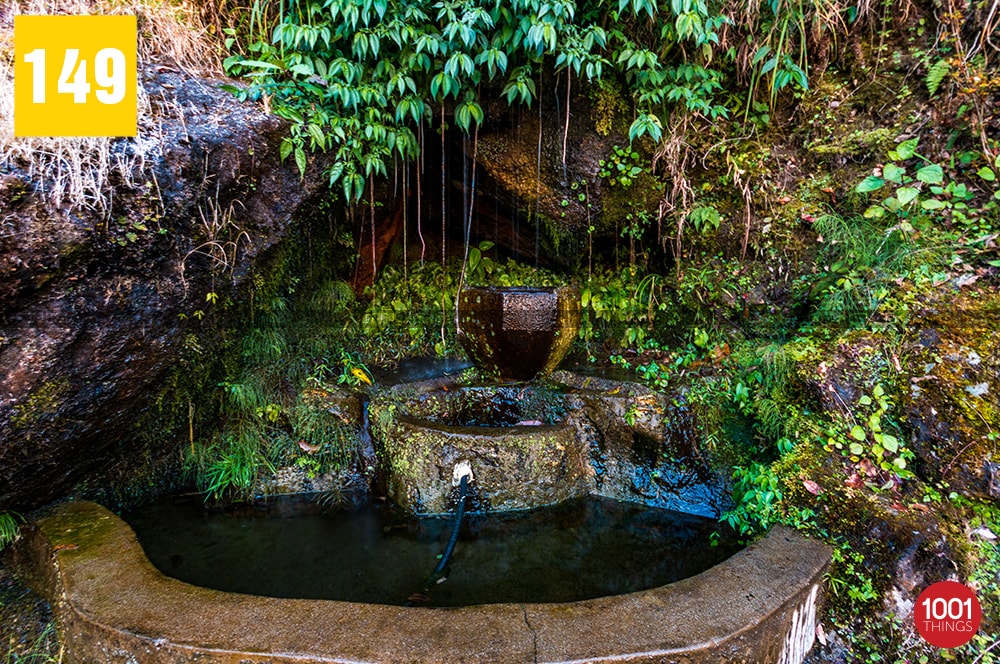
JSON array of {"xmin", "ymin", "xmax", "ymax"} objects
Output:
[{"xmin": 0, "ymin": 67, "xmax": 333, "ymax": 513}]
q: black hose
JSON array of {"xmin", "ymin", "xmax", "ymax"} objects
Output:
[
  {"xmin": 431, "ymin": 474, "xmax": 469, "ymax": 579},
  {"xmin": 406, "ymin": 474, "xmax": 469, "ymax": 605}
]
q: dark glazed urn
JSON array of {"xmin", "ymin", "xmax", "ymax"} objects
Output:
[{"xmin": 457, "ymin": 286, "xmax": 581, "ymax": 382}]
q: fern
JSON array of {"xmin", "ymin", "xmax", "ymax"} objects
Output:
[{"xmin": 926, "ymin": 58, "xmax": 951, "ymax": 97}]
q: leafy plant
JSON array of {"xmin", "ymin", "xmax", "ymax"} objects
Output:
[
  {"xmin": 854, "ymin": 140, "xmax": 1000, "ymax": 249},
  {"xmin": 198, "ymin": 432, "xmax": 273, "ymax": 502},
  {"xmin": 226, "ymin": 0, "xmax": 734, "ymax": 200},
  {"xmin": 820, "ymin": 384, "xmax": 914, "ymax": 487},
  {"xmin": 687, "ymin": 205, "xmax": 722, "ymax": 234},
  {"xmin": 598, "ymin": 145, "xmax": 647, "ymax": 188},
  {"xmin": 0, "ymin": 511, "xmax": 22, "ymax": 550},
  {"xmin": 722, "ymin": 461, "xmax": 816, "ymax": 537},
  {"xmin": 579, "ymin": 269, "xmax": 671, "ymax": 349},
  {"xmin": 336, "ymin": 349, "xmax": 372, "ymax": 387},
  {"xmin": 855, "ymin": 138, "xmax": 946, "ymax": 223},
  {"xmin": 827, "ymin": 539, "xmax": 879, "ymax": 612}
]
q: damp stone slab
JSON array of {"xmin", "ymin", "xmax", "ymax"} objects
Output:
[{"xmin": 15, "ymin": 501, "xmax": 830, "ymax": 664}]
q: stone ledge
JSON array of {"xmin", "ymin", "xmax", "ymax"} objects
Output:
[{"xmin": 16, "ymin": 501, "xmax": 830, "ymax": 664}]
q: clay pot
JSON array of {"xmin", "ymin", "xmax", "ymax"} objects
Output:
[{"xmin": 457, "ymin": 286, "xmax": 581, "ymax": 382}]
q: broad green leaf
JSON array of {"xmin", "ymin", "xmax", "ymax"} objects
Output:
[
  {"xmin": 977, "ymin": 167, "xmax": 996, "ymax": 182},
  {"xmin": 896, "ymin": 186, "xmax": 919, "ymax": 205},
  {"xmin": 328, "ymin": 160, "xmax": 345, "ymax": 183},
  {"xmin": 863, "ymin": 205, "xmax": 886, "ymax": 219},
  {"xmin": 882, "ymin": 163, "xmax": 905, "ymax": 183},
  {"xmin": 893, "ymin": 457, "xmax": 907, "ymax": 470},
  {"xmin": 850, "ymin": 425, "xmax": 866, "ymax": 441},
  {"xmin": 306, "ymin": 124, "xmax": 326, "ymax": 149},
  {"xmin": 880, "ymin": 434, "xmax": 899, "ymax": 453},
  {"xmin": 921, "ymin": 198, "xmax": 948, "ymax": 210},
  {"xmin": 849, "ymin": 442, "xmax": 865, "ymax": 456},
  {"xmin": 279, "ymin": 137, "xmax": 294, "ymax": 162},
  {"xmin": 859, "ymin": 395, "xmax": 872, "ymax": 406},
  {"xmin": 915, "ymin": 164, "xmax": 944, "ymax": 184},
  {"xmin": 892, "ymin": 138, "xmax": 919, "ymax": 161},
  {"xmin": 856, "ymin": 176, "xmax": 885, "ymax": 193}
]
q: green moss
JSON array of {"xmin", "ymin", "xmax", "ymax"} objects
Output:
[
  {"xmin": 11, "ymin": 379, "xmax": 70, "ymax": 429},
  {"xmin": 807, "ymin": 127, "xmax": 895, "ymax": 158}
]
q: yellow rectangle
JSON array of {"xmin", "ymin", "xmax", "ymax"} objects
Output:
[{"xmin": 14, "ymin": 15, "xmax": 137, "ymax": 137}]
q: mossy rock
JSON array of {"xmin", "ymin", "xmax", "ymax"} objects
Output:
[
  {"xmin": 902, "ymin": 289, "xmax": 1000, "ymax": 500},
  {"xmin": 791, "ymin": 329, "xmax": 897, "ymax": 416}
]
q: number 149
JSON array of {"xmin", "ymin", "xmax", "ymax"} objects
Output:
[{"xmin": 22, "ymin": 48, "xmax": 127, "ymax": 105}]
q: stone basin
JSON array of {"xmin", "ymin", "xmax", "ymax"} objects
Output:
[
  {"xmin": 14, "ymin": 500, "xmax": 830, "ymax": 664},
  {"xmin": 371, "ymin": 371, "xmax": 729, "ymax": 516}
]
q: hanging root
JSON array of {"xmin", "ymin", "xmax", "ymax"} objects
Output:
[{"xmin": 652, "ymin": 115, "xmax": 695, "ymax": 273}]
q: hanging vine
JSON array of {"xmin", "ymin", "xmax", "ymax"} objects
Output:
[{"xmin": 225, "ymin": 0, "xmax": 734, "ymax": 205}]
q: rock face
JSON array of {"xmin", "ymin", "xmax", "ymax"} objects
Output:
[
  {"xmin": 902, "ymin": 291, "xmax": 1000, "ymax": 500},
  {"xmin": 0, "ymin": 67, "xmax": 332, "ymax": 513}
]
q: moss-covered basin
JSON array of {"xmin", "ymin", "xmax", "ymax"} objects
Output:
[{"xmin": 15, "ymin": 501, "xmax": 830, "ymax": 664}]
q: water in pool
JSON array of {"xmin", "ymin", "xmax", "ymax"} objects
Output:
[{"xmin": 125, "ymin": 495, "xmax": 742, "ymax": 607}]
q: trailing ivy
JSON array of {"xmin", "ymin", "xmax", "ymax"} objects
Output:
[{"xmin": 225, "ymin": 0, "xmax": 732, "ymax": 200}]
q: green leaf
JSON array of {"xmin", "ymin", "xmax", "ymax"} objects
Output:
[
  {"xmin": 977, "ymin": 167, "xmax": 996, "ymax": 182},
  {"xmin": 294, "ymin": 147, "xmax": 307, "ymax": 178},
  {"xmin": 859, "ymin": 395, "xmax": 872, "ymax": 406},
  {"xmin": 856, "ymin": 176, "xmax": 885, "ymax": 193},
  {"xmin": 892, "ymin": 138, "xmax": 919, "ymax": 161},
  {"xmin": 279, "ymin": 137, "xmax": 294, "ymax": 162},
  {"xmin": 239, "ymin": 59, "xmax": 282, "ymax": 71},
  {"xmin": 896, "ymin": 186, "xmax": 919, "ymax": 205},
  {"xmin": 328, "ymin": 160, "xmax": 345, "ymax": 184},
  {"xmin": 921, "ymin": 198, "xmax": 948, "ymax": 210},
  {"xmin": 628, "ymin": 113, "xmax": 663, "ymax": 143},
  {"xmin": 915, "ymin": 164, "xmax": 944, "ymax": 184},
  {"xmin": 882, "ymin": 163, "xmax": 906, "ymax": 183},
  {"xmin": 863, "ymin": 205, "xmax": 886, "ymax": 219},
  {"xmin": 849, "ymin": 442, "xmax": 865, "ymax": 456},
  {"xmin": 850, "ymin": 425, "xmax": 866, "ymax": 441},
  {"xmin": 880, "ymin": 434, "xmax": 899, "ymax": 453},
  {"xmin": 306, "ymin": 124, "xmax": 326, "ymax": 149}
]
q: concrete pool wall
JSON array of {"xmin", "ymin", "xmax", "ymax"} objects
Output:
[{"xmin": 15, "ymin": 501, "xmax": 830, "ymax": 663}]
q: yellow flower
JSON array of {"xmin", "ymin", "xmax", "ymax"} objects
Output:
[{"xmin": 351, "ymin": 367, "xmax": 372, "ymax": 385}]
